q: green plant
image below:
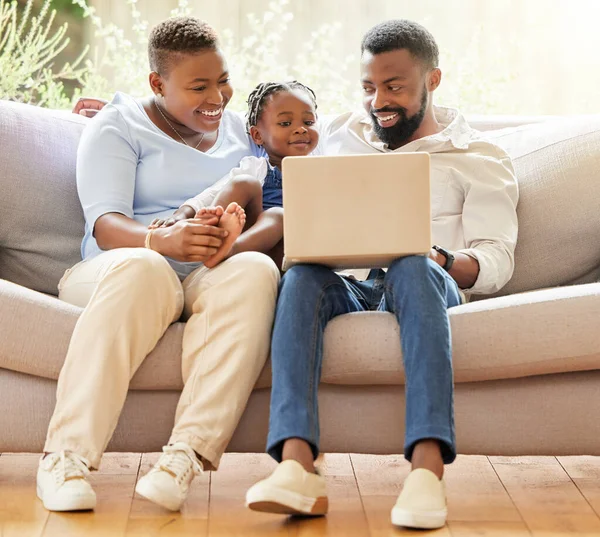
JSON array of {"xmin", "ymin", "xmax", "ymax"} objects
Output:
[
  {"xmin": 47, "ymin": 0, "xmax": 84, "ymax": 18},
  {"xmin": 0, "ymin": 0, "xmax": 87, "ymax": 107}
]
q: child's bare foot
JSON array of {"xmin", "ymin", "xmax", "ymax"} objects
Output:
[
  {"xmin": 195, "ymin": 206, "xmax": 224, "ymax": 226},
  {"xmin": 204, "ymin": 202, "xmax": 246, "ymax": 268}
]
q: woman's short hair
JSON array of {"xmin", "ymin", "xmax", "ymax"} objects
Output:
[{"xmin": 148, "ymin": 16, "xmax": 219, "ymax": 75}]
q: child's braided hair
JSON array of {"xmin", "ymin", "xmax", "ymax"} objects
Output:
[{"xmin": 246, "ymin": 81, "xmax": 317, "ymax": 131}]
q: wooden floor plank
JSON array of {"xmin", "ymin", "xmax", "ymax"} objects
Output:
[
  {"xmin": 288, "ymin": 453, "xmax": 370, "ymax": 537},
  {"xmin": 207, "ymin": 453, "xmax": 290, "ymax": 537},
  {"xmin": 125, "ymin": 453, "xmax": 210, "ymax": 536},
  {"xmin": 4, "ymin": 453, "xmax": 600, "ymax": 536},
  {"xmin": 445, "ymin": 455, "xmax": 522, "ymax": 522},
  {"xmin": 558, "ymin": 456, "xmax": 600, "ymax": 519},
  {"xmin": 98, "ymin": 453, "xmax": 143, "ymax": 475},
  {"xmin": 0, "ymin": 453, "xmax": 49, "ymax": 537},
  {"xmin": 448, "ymin": 521, "xmax": 531, "ymax": 536},
  {"xmin": 41, "ymin": 453, "xmax": 141, "ymax": 537},
  {"xmin": 351, "ymin": 453, "xmax": 451, "ymax": 537},
  {"xmin": 490, "ymin": 456, "xmax": 600, "ymax": 537}
]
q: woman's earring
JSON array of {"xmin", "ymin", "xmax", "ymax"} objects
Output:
[{"xmin": 156, "ymin": 92, "xmax": 163, "ymax": 98}]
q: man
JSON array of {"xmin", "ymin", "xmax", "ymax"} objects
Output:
[{"xmin": 245, "ymin": 19, "xmax": 518, "ymax": 530}]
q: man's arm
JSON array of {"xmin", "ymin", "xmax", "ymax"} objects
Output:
[
  {"xmin": 73, "ymin": 97, "xmax": 109, "ymax": 118},
  {"xmin": 429, "ymin": 249, "xmax": 480, "ymax": 289},
  {"xmin": 452, "ymin": 143, "xmax": 519, "ymax": 294}
]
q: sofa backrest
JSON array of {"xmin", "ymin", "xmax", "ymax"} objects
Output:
[
  {"xmin": 1, "ymin": 100, "xmax": 599, "ymax": 297},
  {"xmin": 0, "ymin": 100, "xmax": 86, "ymax": 295},
  {"xmin": 483, "ymin": 115, "xmax": 600, "ymax": 296}
]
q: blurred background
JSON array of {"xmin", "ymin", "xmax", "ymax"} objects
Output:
[{"xmin": 3, "ymin": 0, "xmax": 599, "ymax": 115}]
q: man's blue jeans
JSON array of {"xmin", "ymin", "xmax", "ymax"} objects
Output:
[{"xmin": 266, "ymin": 255, "xmax": 463, "ymax": 465}]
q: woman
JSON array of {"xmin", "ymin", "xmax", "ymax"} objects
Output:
[{"xmin": 37, "ymin": 16, "xmax": 279, "ymax": 513}]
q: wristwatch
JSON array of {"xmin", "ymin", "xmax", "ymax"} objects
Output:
[{"xmin": 432, "ymin": 245, "xmax": 455, "ymax": 272}]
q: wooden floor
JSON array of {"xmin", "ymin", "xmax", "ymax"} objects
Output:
[{"xmin": 2, "ymin": 453, "xmax": 600, "ymax": 536}]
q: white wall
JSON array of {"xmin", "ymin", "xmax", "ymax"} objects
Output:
[{"xmin": 89, "ymin": 0, "xmax": 600, "ymax": 115}]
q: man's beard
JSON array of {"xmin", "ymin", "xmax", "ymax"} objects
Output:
[{"xmin": 370, "ymin": 86, "xmax": 428, "ymax": 148}]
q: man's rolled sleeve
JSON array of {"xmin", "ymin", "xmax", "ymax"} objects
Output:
[{"xmin": 457, "ymin": 144, "xmax": 519, "ymax": 295}]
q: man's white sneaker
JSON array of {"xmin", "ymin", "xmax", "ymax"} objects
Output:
[
  {"xmin": 135, "ymin": 442, "xmax": 203, "ymax": 511},
  {"xmin": 391, "ymin": 468, "xmax": 447, "ymax": 529},
  {"xmin": 37, "ymin": 451, "xmax": 96, "ymax": 511},
  {"xmin": 246, "ymin": 460, "xmax": 328, "ymax": 516}
]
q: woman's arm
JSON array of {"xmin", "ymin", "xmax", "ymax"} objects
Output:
[
  {"xmin": 96, "ymin": 213, "xmax": 228, "ymax": 263},
  {"xmin": 78, "ymin": 104, "xmax": 227, "ymax": 263}
]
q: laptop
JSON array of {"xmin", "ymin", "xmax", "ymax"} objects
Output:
[{"xmin": 282, "ymin": 152, "xmax": 431, "ymax": 270}]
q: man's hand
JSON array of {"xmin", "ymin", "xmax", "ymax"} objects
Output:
[
  {"xmin": 428, "ymin": 247, "xmax": 445, "ymax": 268},
  {"xmin": 428, "ymin": 247, "xmax": 480, "ymax": 289},
  {"xmin": 72, "ymin": 97, "xmax": 109, "ymax": 118},
  {"xmin": 151, "ymin": 218, "xmax": 229, "ymax": 263}
]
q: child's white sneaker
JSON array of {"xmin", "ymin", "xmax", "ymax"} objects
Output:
[
  {"xmin": 135, "ymin": 442, "xmax": 203, "ymax": 511},
  {"xmin": 37, "ymin": 451, "xmax": 96, "ymax": 511},
  {"xmin": 391, "ymin": 468, "xmax": 447, "ymax": 529}
]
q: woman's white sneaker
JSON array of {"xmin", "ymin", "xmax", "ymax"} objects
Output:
[
  {"xmin": 135, "ymin": 442, "xmax": 203, "ymax": 511},
  {"xmin": 391, "ymin": 468, "xmax": 447, "ymax": 529},
  {"xmin": 246, "ymin": 460, "xmax": 328, "ymax": 516},
  {"xmin": 37, "ymin": 451, "xmax": 96, "ymax": 511}
]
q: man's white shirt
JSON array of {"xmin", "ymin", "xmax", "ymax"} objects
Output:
[{"xmin": 320, "ymin": 106, "xmax": 519, "ymax": 296}]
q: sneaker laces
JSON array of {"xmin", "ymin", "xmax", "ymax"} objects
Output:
[
  {"xmin": 46, "ymin": 451, "xmax": 90, "ymax": 487},
  {"xmin": 157, "ymin": 443, "xmax": 203, "ymax": 485}
]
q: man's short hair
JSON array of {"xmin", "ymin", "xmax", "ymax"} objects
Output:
[
  {"xmin": 361, "ymin": 20, "xmax": 439, "ymax": 70},
  {"xmin": 148, "ymin": 17, "xmax": 219, "ymax": 75}
]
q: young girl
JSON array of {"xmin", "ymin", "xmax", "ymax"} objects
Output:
[{"xmin": 150, "ymin": 80, "xmax": 319, "ymax": 268}]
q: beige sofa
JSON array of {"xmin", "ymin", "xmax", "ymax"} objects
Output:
[{"xmin": 1, "ymin": 100, "xmax": 600, "ymax": 457}]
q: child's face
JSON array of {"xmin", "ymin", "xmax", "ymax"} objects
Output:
[{"xmin": 251, "ymin": 89, "xmax": 319, "ymax": 163}]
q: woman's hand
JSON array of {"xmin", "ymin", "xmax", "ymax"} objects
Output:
[
  {"xmin": 149, "ymin": 205, "xmax": 196, "ymax": 229},
  {"xmin": 72, "ymin": 97, "xmax": 109, "ymax": 118},
  {"xmin": 151, "ymin": 218, "xmax": 229, "ymax": 263},
  {"xmin": 149, "ymin": 217, "xmax": 177, "ymax": 229}
]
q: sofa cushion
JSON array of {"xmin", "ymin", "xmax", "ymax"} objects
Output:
[
  {"xmin": 3, "ymin": 278, "xmax": 599, "ymax": 389},
  {"xmin": 323, "ymin": 283, "xmax": 600, "ymax": 384},
  {"xmin": 0, "ymin": 279, "xmax": 188, "ymax": 389},
  {"xmin": 482, "ymin": 115, "xmax": 600, "ymax": 296},
  {"xmin": 0, "ymin": 100, "xmax": 86, "ymax": 296}
]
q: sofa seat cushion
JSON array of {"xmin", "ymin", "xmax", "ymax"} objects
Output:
[
  {"xmin": 324, "ymin": 283, "xmax": 600, "ymax": 384},
  {"xmin": 2, "ymin": 279, "xmax": 599, "ymax": 389},
  {"xmin": 0, "ymin": 279, "xmax": 186, "ymax": 389}
]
